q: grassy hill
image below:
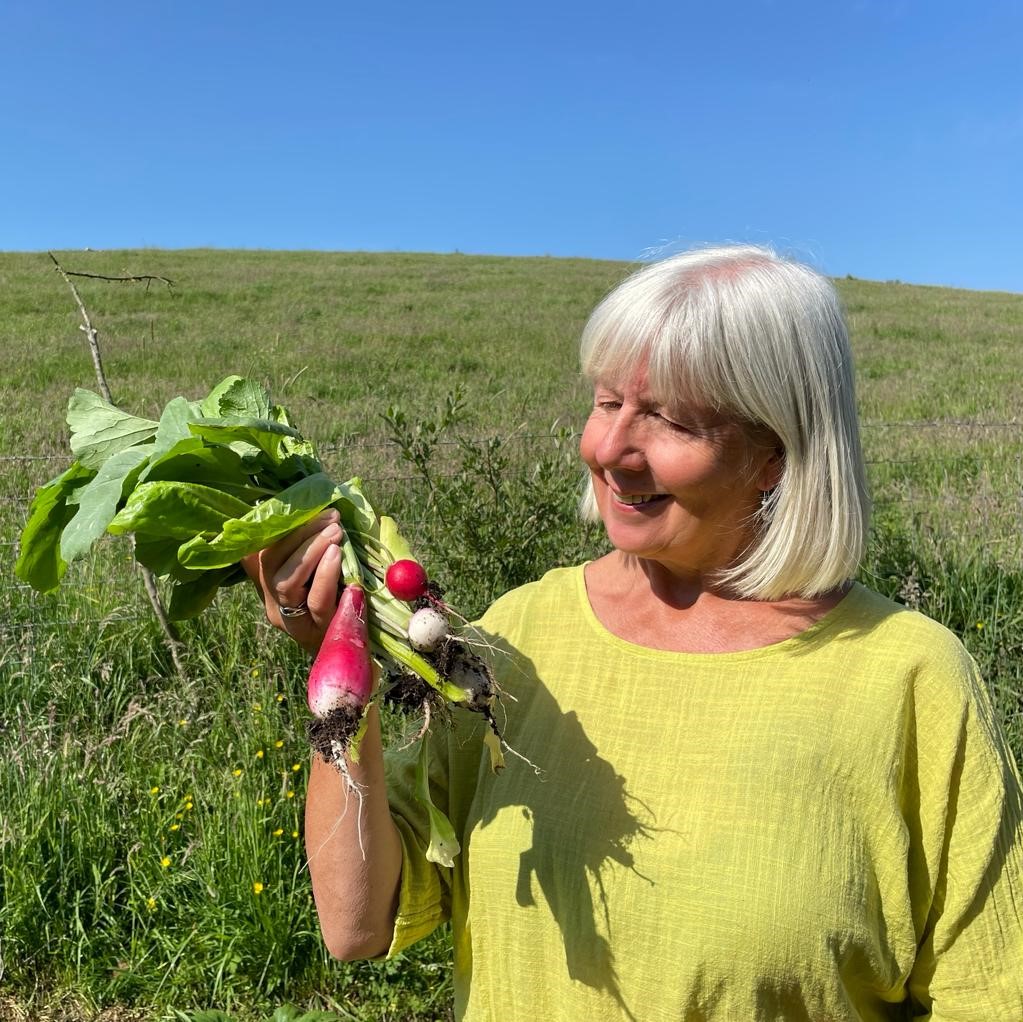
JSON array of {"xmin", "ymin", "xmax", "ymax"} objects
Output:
[{"xmin": 0, "ymin": 249, "xmax": 1021, "ymax": 1021}]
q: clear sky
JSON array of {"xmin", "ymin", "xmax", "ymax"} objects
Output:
[{"xmin": 2, "ymin": 1, "xmax": 1021, "ymax": 292}]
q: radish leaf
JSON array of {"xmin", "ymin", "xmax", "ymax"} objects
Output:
[
  {"xmin": 415, "ymin": 738, "xmax": 460, "ymax": 868},
  {"xmin": 199, "ymin": 375, "xmax": 271, "ymax": 419},
  {"xmin": 14, "ymin": 462, "xmax": 96, "ymax": 590},
  {"xmin": 67, "ymin": 389, "xmax": 159, "ymax": 469},
  {"xmin": 60, "ymin": 446, "xmax": 153, "ymax": 564},
  {"xmin": 168, "ymin": 564, "xmax": 247, "ymax": 620},
  {"xmin": 108, "ymin": 481, "xmax": 254, "ymax": 539},
  {"xmin": 177, "ymin": 472, "xmax": 343, "ymax": 568}
]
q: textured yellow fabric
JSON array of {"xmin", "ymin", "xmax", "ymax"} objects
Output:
[{"xmin": 384, "ymin": 567, "xmax": 1023, "ymax": 1021}]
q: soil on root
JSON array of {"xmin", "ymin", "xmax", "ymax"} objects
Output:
[{"xmin": 305, "ymin": 704, "xmax": 364, "ymax": 763}]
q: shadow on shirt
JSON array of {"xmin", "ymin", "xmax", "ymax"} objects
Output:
[{"xmin": 460, "ymin": 632, "xmax": 658, "ymax": 1021}]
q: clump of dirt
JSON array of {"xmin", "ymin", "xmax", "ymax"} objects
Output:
[{"xmin": 305, "ymin": 705, "xmax": 363, "ymax": 764}]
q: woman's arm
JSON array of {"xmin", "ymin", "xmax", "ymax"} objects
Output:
[
  {"xmin": 242, "ymin": 511, "xmax": 404, "ymax": 960},
  {"xmin": 304, "ymin": 705, "xmax": 403, "ymax": 960}
]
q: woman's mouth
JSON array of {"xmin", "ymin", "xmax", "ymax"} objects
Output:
[{"xmin": 612, "ymin": 492, "xmax": 669, "ymax": 507}]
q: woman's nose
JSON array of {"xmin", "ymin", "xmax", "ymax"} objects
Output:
[{"xmin": 595, "ymin": 413, "xmax": 646, "ymax": 472}]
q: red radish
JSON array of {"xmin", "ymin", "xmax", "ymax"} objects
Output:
[
  {"xmin": 385, "ymin": 558, "xmax": 429, "ymax": 602},
  {"xmin": 306, "ymin": 585, "xmax": 375, "ymax": 764}
]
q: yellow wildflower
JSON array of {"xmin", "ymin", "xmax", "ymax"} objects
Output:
[
  {"xmin": 291, "ymin": 762, "xmax": 301, "ymax": 772},
  {"xmin": 256, "ymin": 749, "xmax": 265, "ymax": 760},
  {"xmin": 146, "ymin": 897, "xmax": 156, "ymax": 911},
  {"xmin": 149, "ymin": 786, "xmax": 160, "ymax": 795},
  {"xmin": 233, "ymin": 769, "xmax": 243, "ymax": 778},
  {"xmin": 170, "ymin": 824, "xmax": 180, "ymax": 832},
  {"xmin": 160, "ymin": 856, "xmax": 171, "ymax": 869},
  {"xmin": 253, "ymin": 881, "xmax": 264, "ymax": 895},
  {"xmin": 273, "ymin": 828, "xmax": 284, "ymax": 837},
  {"xmin": 274, "ymin": 740, "xmax": 284, "ymax": 749}
]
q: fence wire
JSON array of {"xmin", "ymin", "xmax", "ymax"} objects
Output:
[{"xmin": 2, "ymin": 424, "xmax": 1021, "ymax": 649}]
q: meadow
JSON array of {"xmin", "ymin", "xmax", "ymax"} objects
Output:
[{"xmin": 0, "ymin": 249, "xmax": 1021, "ymax": 1021}]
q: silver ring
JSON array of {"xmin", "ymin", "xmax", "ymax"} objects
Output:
[{"xmin": 280, "ymin": 602, "xmax": 309, "ymax": 619}]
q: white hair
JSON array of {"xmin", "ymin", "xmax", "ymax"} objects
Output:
[{"xmin": 579, "ymin": 244, "xmax": 870, "ymax": 600}]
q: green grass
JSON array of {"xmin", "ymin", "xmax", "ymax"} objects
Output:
[{"xmin": 1, "ymin": 249, "xmax": 1021, "ymax": 1020}]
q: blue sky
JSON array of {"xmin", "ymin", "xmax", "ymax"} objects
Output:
[{"xmin": 2, "ymin": 1, "xmax": 1021, "ymax": 292}]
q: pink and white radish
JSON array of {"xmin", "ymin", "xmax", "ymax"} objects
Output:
[{"xmin": 306, "ymin": 582, "xmax": 376, "ymax": 764}]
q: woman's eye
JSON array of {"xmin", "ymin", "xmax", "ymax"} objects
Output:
[{"xmin": 656, "ymin": 413, "xmax": 688, "ymax": 431}]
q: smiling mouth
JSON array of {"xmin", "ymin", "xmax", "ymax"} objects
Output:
[{"xmin": 612, "ymin": 493, "xmax": 669, "ymax": 506}]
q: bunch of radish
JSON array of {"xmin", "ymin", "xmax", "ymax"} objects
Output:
[
  {"xmin": 306, "ymin": 541, "xmax": 502, "ymax": 867},
  {"xmin": 16, "ymin": 375, "xmax": 505, "ymax": 865},
  {"xmin": 306, "ymin": 541, "xmax": 499, "ymax": 766}
]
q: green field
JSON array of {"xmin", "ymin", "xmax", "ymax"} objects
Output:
[{"xmin": 1, "ymin": 249, "xmax": 1021, "ymax": 1021}]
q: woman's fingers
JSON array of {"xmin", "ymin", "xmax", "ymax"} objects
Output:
[
  {"xmin": 271, "ymin": 520, "xmax": 343, "ymax": 610},
  {"xmin": 282, "ymin": 541, "xmax": 343, "ymax": 654},
  {"xmin": 240, "ymin": 509, "xmax": 345, "ymax": 652},
  {"xmin": 259, "ymin": 510, "xmax": 340, "ymax": 584}
]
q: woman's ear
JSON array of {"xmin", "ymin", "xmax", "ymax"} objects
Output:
[{"xmin": 755, "ymin": 447, "xmax": 785, "ymax": 493}]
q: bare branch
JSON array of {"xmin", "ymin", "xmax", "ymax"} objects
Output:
[
  {"xmin": 47, "ymin": 251, "xmax": 187, "ymax": 679},
  {"xmin": 63, "ymin": 268, "xmax": 175, "ymax": 292},
  {"xmin": 48, "ymin": 252, "xmax": 114, "ymax": 404}
]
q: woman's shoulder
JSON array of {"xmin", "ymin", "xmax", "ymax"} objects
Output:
[
  {"xmin": 837, "ymin": 584, "xmax": 987, "ymax": 708},
  {"xmin": 839, "ymin": 584, "xmax": 973, "ymax": 662}
]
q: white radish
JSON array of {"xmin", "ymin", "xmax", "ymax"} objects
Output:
[{"xmin": 406, "ymin": 606, "xmax": 449, "ymax": 652}]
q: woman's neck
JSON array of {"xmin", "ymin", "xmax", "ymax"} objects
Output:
[{"xmin": 583, "ymin": 552, "xmax": 850, "ymax": 654}]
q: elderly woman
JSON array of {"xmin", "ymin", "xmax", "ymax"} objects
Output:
[{"xmin": 247, "ymin": 246, "xmax": 1023, "ymax": 1020}]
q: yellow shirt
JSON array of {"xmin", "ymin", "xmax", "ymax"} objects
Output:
[{"xmin": 384, "ymin": 567, "xmax": 1023, "ymax": 1021}]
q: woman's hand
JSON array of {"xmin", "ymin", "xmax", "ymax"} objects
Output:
[{"xmin": 241, "ymin": 509, "xmax": 344, "ymax": 653}]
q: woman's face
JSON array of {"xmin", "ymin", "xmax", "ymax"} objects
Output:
[{"xmin": 579, "ymin": 363, "xmax": 779, "ymax": 580}]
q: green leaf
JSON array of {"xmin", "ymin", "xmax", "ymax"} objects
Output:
[
  {"xmin": 108, "ymin": 481, "xmax": 254, "ymax": 539},
  {"xmin": 276, "ymin": 432, "xmax": 323, "ymax": 482},
  {"xmin": 60, "ymin": 446, "xmax": 154, "ymax": 564},
  {"xmin": 336, "ymin": 477, "xmax": 378, "ymax": 540},
  {"xmin": 189, "ymin": 417, "xmax": 303, "ymax": 467},
  {"xmin": 177, "ymin": 473, "xmax": 342, "ymax": 569},
  {"xmin": 199, "ymin": 375, "xmax": 272, "ymax": 419},
  {"xmin": 152, "ymin": 395, "xmax": 204, "ymax": 457},
  {"xmin": 14, "ymin": 462, "xmax": 96, "ymax": 590},
  {"xmin": 168, "ymin": 565, "xmax": 245, "ymax": 619},
  {"xmin": 66, "ymin": 389, "xmax": 158, "ymax": 469},
  {"xmin": 134, "ymin": 536, "xmax": 184, "ymax": 576},
  {"xmin": 141, "ymin": 439, "xmax": 257, "ymax": 497},
  {"xmin": 379, "ymin": 515, "xmax": 414, "ymax": 563},
  {"xmin": 415, "ymin": 737, "xmax": 460, "ymax": 868}
]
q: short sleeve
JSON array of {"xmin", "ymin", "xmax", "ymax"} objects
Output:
[
  {"xmin": 380, "ymin": 725, "xmax": 454, "ymax": 958},
  {"xmin": 906, "ymin": 648, "xmax": 1023, "ymax": 1018}
]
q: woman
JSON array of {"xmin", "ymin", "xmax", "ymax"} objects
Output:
[{"xmin": 246, "ymin": 246, "xmax": 1023, "ymax": 1020}]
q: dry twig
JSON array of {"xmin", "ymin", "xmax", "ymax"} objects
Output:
[
  {"xmin": 62, "ymin": 268, "xmax": 175, "ymax": 291},
  {"xmin": 47, "ymin": 251, "xmax": 187, "ymax": 679}
]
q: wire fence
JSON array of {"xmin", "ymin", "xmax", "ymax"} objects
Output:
[{"xmin": 2, "ymin": 423, "xmax": 1021, "ymax": 649}]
